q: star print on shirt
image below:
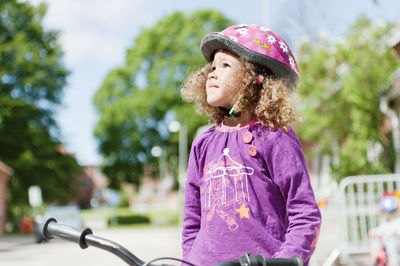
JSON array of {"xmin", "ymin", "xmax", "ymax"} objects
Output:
[{"xmin": 235, "ymin": 203, "xmax": 250, "ymax": 219}]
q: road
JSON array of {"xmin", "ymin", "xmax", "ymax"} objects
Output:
[{"xmin": 0, "ymin": 226, "xmax": 182, "ymax": 266}]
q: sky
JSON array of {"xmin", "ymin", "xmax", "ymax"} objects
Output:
[{"xmin": 27, "ymin": 0, "xmax": 400, "ymax": 166}]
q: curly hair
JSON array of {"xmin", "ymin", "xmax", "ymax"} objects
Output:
[{"xmin": 181, "ymin": 55, "xmax": 296, "ymax": 132}]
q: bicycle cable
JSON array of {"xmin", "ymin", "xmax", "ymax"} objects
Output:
[{"xmin": 141, "ymin": 256, "xmax": 197, "ymax": 266}]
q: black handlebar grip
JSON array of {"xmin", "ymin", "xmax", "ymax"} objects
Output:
[
  {"xmin": 265, "ymin": 255, "xmax": 303, "ymax": 266},
  {"xmin": 213, "ymin": 254, "xmax": 303, "ymax": 266}
]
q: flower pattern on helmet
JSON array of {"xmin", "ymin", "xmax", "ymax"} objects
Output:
[
  {"xmin": 223, "ymin": 25, "xmax": 298, "ymax": 74},
  {"xmin": 289, "ymin": 56, "xmax": 295, "ymax": 69},
  {"xmin": 229, "ymin": 36, "xmax": 238, "ymax": 42},
  {"xmin": 279, "ymin": 40, "xmax": 288, "ymax": 53},
  {"xmin": 237, "ymin": 27, "xmax": 249, "ymax": 37},
  {"xmin": 267, "ymin": 35, "xmax": 276, "ymax": 44}
]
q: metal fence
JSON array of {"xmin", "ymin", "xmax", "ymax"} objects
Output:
[{"xmin": 337, "ymin": 174, "xmax": 400, "ymax": 257}]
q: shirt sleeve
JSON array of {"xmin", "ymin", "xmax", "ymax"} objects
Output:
[
  {"xmin": 182, "ymin": 140, "xmax": 202, "ymax": 260},
  {"xmin": 265, "ymin": 130, "xmax": 321, "ymax": 264}
]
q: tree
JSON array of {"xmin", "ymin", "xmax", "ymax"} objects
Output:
[
  {"xmin": 0, "ymin": 0, "xmax": 81, "ymax": 207},
  {"xmin": 94, "ymin": 10, "xmax": 233, "ymax": 187},
  {"xmin": 296, "ymin": 16, "xmax": 399, "ymax": 180}
]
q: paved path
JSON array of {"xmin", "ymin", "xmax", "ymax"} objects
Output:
[
  {"xmin": 309, "ymin": 206, "xmax": 341, "ymax": 265},
  {"xmin": 0, "ymin": 226, "xmax": 182, "ymax": 266}
]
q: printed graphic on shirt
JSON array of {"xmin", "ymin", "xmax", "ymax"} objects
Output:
[
  {"xmin": 236, "ymin": 203, "xmax": 250, "ymax": 219},
  {"xmin": 202, "ymin": 148, "xmax": 254, "ymax": 231}
]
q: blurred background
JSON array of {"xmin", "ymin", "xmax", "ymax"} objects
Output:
[{"xmin": 0, "ymin": 0, "xmax": 399, "ymax": 265}]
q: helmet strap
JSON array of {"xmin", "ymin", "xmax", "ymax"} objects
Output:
[{"xmin": 219, "ymin": 101, "xmax": 249, "ymax": 119}]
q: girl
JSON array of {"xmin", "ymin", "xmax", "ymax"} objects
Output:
[
  {"xmin": 369, "ymin": 193, "xmax": 400, "ymax": 266},
  {"xmin": 181, "ymin": 24, "xmax": 321, "ymax": 266}
]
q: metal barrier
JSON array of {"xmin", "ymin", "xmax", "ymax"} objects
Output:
[{"xmin": 337, "ymin": 174, "xmax": 400, "ymax": 257}]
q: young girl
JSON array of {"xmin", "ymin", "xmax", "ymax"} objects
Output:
[
  {"xmin": 369, "ymin": 193, "xmax": 400, "ymax": 266},
  {"xmin": 181, "ymin": 24, "xmax": 321, "ymax": 266}
]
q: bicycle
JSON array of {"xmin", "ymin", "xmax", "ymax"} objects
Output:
[{"xmin": 40, "ymin": 218, "xmax": 304, "ymax": 266}]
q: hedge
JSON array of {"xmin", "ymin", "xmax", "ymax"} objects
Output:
[{"xmin": 107, "ymin": 214, "xmax": 150, "ymax": 225}]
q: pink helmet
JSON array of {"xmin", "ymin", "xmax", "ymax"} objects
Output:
[{"xmin": 200, "ymin": 24, "xmax": 301, "ymax": 91}]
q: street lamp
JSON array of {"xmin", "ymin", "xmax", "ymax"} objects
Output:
[
  {"xmin": 168, "ymin": 120, "xmax": 180, "ymax": 133},
  {"xmin": 168, "ymin": 120, "xmax": 188, "ymax": 225},
  {"xmin": 151, "ymin": 146, "xmax": 166, "ymax": 180},
  {"xmin": 168, "ymin": 120, "xmax": 188, "ymax": 189},
  {"xmin": 151, "ymin": 146, "xmax": 162, "ymax": 158}
]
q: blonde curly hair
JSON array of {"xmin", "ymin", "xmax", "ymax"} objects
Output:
[{"xmin": 181, "ymin": 54, "xmax": 296, "ymax": 132}]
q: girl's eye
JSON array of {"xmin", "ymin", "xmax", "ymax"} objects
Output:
[{"xmin": 223, "ymin": 63, "xmax": 230, "ymax": 68}]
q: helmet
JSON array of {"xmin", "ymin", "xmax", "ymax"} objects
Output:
[
  {"xmin": 379, "ymin": 195, "xmax": 399, "ymax": 213},
  {"xmin": 200, "ymin": 24, "xmax": 301, "ymax": 92}
]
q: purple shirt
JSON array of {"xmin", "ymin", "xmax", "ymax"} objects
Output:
[{"xmin": 182, "ymin": 120, "xmax": 321, "ymax": 266}]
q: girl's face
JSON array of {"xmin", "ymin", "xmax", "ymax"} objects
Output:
[{"xmin": 206, "ymin": 50, "xmax": 244, "ymax": 108}]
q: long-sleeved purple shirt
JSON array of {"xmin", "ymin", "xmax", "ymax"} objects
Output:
[{"xmin": 182, "ymin": 120, "xmax": 321, "ymax": 266}]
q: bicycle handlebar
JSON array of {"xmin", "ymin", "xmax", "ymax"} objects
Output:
[
  {"xmin": 214, "ymin": 253, "xmax": 303, "ymax": 266},
  {"xmin": 41, "ymin": 218, "xmax": 304, "ymax": 266},
  {"xmin": 42, "ymin": 218, "xmax": 146, "ymax": 266}
]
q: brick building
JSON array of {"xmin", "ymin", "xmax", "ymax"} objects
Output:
[{"xmin": 0, "ymin": 161, "xmax": 13, "ymax": 234}]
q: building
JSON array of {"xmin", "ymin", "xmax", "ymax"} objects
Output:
[
  {"xmin": 78, "ymin": 166, "xmax": 109, "ymax": 208},
  {"xmin": 0, "ymin": 161, "xmax": 13, "ymax": 234}
]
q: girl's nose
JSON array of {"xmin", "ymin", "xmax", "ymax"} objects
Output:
[{"xmin": 208, "ymin": 71, "xmax": 216, "ymax": 79}]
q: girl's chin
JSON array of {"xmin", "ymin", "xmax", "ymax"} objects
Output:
[
  {"xmin": 206, "ymin": 100, "xmax": 218, "ymax": 107},
  {"xmin": 208, "ymin": 102, "xmax": 224, "ymax": 108},
  {"xmin": 207, "ymin": 99, "xmax": 228, "ymax": 108}
]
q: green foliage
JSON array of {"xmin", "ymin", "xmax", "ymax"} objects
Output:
[
  {"xmin": 296, "ymin": 16, "xmax": 399, "ymax": 180},
  {"xmin": 0, "ymin": 0, "xmax": 81, "ymax": 207},
  {"xmin": 94, "ymin": 10, "xmax": 233, "ymax": 187},
  {"xmin": 108, "ymin": 214, "xmax": 150, "ymax": 225}
]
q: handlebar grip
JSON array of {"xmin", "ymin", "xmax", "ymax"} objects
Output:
[
  {"xmin": 42, "ymin": 218, "xmax": 93, "ymax": 249},
  {"xmin": 265, "ymin": 255, "xmax": 303, "ymax": 266},
  {"xmin": 213, "ymin": 254, "xmax": 303, "ymax": 266}
]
